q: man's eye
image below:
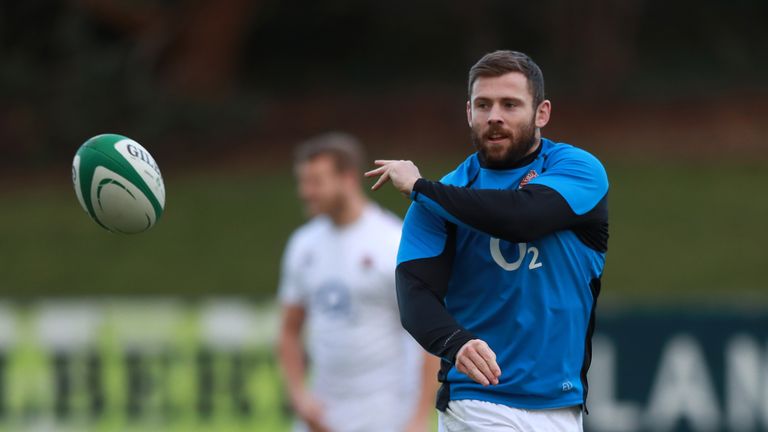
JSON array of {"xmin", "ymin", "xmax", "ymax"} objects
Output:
[{"xmin": 505, "ymin": 102, "xmax": 516, "ymax": 108}]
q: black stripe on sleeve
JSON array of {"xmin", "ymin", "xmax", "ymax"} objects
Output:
[{"xmin": 413, "ymin": 179, "xmax": 608, "ymax": 252}]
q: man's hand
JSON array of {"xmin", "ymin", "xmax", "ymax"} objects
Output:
[
  {"xmin": 455, "ymin": 339, "xmax": 502, "ymax": 386},
  {"xmin": 293, "ymin": 392, "xmax": 330, "ymax": 432},
  {"xmin": 364, "ymin": 160, "xmax": 422, "ymax": 195}
]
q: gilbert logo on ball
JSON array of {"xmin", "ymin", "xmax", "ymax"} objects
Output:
[{"xmin": 72, "ymin": 134, "xmax": 165, "ymax": 234}]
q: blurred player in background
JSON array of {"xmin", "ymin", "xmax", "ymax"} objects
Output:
[
  {"xmin": 277, "ymin": 132, "xmax": 440, "ymax": 432},
  {"xmin": 366, "ymin": 50, "xmax": 609, "ymax": 431}
]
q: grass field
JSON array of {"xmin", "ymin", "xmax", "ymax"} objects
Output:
[
  {"xmin": 1, "ymin": 157, "xmax": 767, "ymax": 432},
  {"xmin": 1, "ymin": 157, "xmax": 767, "ymax": 303}
]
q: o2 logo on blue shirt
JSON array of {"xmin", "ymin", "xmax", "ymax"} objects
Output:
[
  {"xmin": 489, "ymin": 238, "xmax": 543, "ymax": 271},
  {"xmin": 313, "ymin": 280, "xmax": 352, "ymax": 319}
]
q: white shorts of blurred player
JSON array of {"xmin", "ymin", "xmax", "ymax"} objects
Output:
[
  {"xmin": 292, "ymin": 391, "xmax": 415, "ymax": 432},
  {"xmin": 438, "ymin": 399, "xmax": 583, "ymax": 432}
]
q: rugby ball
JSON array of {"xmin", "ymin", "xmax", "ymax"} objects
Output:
[{"xmin": 72, "ymin": 134, "xmax": 165, "ymax": 234}]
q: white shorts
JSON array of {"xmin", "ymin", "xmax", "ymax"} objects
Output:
[{"xmin": 438, "ymin": 399, "xmax": 583, "ymax": 432}]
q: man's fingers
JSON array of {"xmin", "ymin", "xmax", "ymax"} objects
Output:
[
  {"xmin": 363, "ymin": 166, "xmax": 386, "ymax": 178},
  {"xmin": 477, "ymin": 343, "xmax": 502, "ymax": 379},
  {"xmin": 456, "ymin": 340, "xmax": 502, "ymax": 386},
  {"xmin": 467, "ymin": 349, "xmax": 497, "ymax": 385},
  {"xmin": 373, "ymin": 159, "xmax": 397, "ymax": 166},
  {"xmin": 370, "ymin": 170, "xmax": 391, "ymax": 191},
  {"xmin": 456, "ymin": 352, "xmax": 489, "ymax": 386},
  {"xmin": 458, "ymin": 356, "xmax": 490, "ymax": 386}
]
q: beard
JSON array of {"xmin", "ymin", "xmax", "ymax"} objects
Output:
[{"xmin": 471, "ymin": 118, "xmax": 538, "ymax": 169}]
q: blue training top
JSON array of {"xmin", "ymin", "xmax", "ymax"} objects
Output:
[{"xmin": 396, "ymin": 137, "xmax": 609, "ymax": 410}]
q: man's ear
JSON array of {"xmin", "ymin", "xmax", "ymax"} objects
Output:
[
  {"xmin": 535, "ymin": 100, "xmax": 551, "ymax": 129},
  {"xmin": 466, "ymin": 100, "xmax": 472, "ymax": 127}
]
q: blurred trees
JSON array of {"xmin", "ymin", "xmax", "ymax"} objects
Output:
[
  {"xmin": 0, "ymin": 0, "xmax": 766, "ymax": 169},
  {"xmin": 76, "ymin": 0, "xmax": 255, "ymax": 97}
]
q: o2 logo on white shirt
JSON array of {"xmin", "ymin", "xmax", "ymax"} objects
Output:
[
  {"xmin": 489, "ymin": 238, "xmax": 543, "ymax": 271},
  {"xmin": 313, "ymin": 280, "xmax": 352, "ymax": 319}
]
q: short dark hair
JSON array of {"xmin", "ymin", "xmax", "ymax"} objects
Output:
[
  {"xmin": 468, "ymin": 50, "xmax": 546, "ymax": 109},
  {"xmin": 294, "ymin": 132, "xmax": 365, "ymax": 173}
]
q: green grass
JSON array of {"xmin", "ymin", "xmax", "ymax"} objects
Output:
[
  {"xmin": 602, "ymin": 160, "xmax": 768, "ymax": 304},
  {"xmin": 1, "ymin": 158, "xmax": 767, "ymax": 303},
  {"xmin": 1, "ymin": 158, "xmax": 767, "ymax": 431}
]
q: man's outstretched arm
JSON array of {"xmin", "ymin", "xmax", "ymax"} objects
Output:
[
  {"xmin": 365, "ymin": 155, "xmax": 608, "ymax": 246},
  {"xmin": 411, "ymin": 180, "xmax": 579, "ymax": 242}
]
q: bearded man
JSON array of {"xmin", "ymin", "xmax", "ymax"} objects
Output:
[{"xmin": 366, "ymin": 50, "xmax": 609, "ymax": 432}]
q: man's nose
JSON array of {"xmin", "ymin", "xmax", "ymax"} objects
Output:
[{"xmin": 487, "ymin": 104, "xmax": 503, "ymax": 124}]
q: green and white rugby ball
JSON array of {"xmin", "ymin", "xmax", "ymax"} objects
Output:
[{"xmin": 72, "ymin": 134, "xmax": 165, "ymax": 234}]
